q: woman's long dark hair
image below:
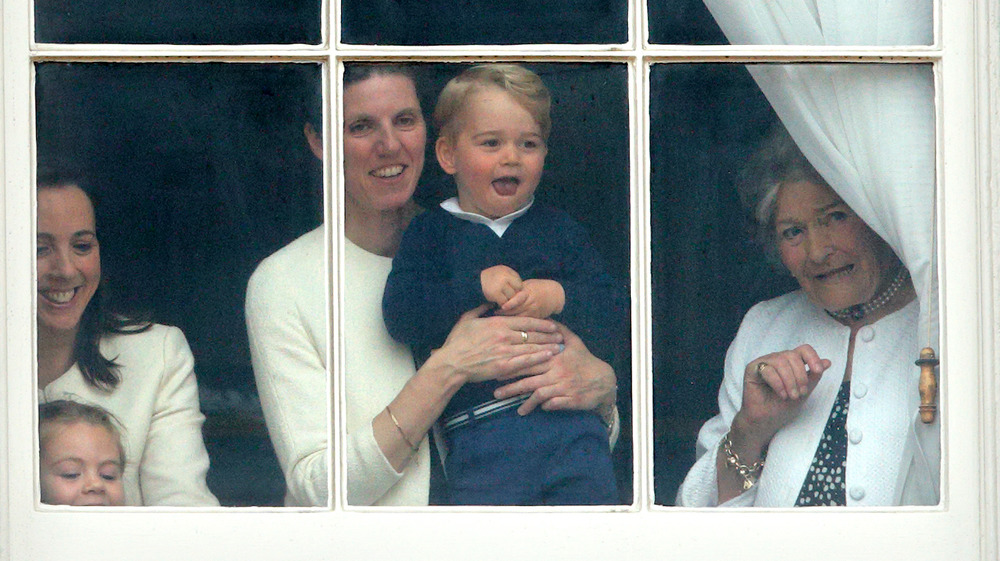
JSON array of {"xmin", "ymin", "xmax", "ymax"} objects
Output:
[{"xmin": 38, "ymin": 167, "xmax": 152, "ymax": 391}]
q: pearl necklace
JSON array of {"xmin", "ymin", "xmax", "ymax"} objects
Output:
[{"xmin": 826, "ymin": 266, "xmax": 909, "ymax": 322}]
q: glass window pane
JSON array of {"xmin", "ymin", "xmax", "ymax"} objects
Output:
[
  {"xmin": 651, "ymin": 63, "xmax": 939, "ymax": 507},
  {"xmin": 34, "ymin": 0, "xmax": 321, "ymax": 44},
  {"xmin": 341, "ymin": 62, "xmax": 633, "ymax": 506},
  {"xmin": 35, "ymin": 62, "xmax": 323, "ymax": 506},
  {"xmin": 341, "ymin": 1, "xmax": 627, "ymax": 45},
  {"xmin": 648, "ymin": 0, "xmax": 934, "ymax": 46},
  {"xmin": 647, "ymin": 0, "xmax": 729, "ymax": 45},
  {"xmin": 651, "ymin": 64, "xmax": 782, "ymax": 502}
]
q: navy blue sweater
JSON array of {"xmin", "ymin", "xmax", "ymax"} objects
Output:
[{"xmin": 383, "ymin": 203, "xmax": 626, "ymax": 417}]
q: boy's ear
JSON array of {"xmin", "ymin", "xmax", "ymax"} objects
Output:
[{"xmin": 436, "ymin": 136, "xmax": 457, "ymax": 175}]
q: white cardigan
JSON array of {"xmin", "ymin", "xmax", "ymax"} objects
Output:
[
  {"xmin": 676, "ymin": 291, "xmax": 939, "ymax": 507},
  {"xmin": 246, "ymin": 227, "xmax": 430, "ymax": 506},
  {"xmin": 40, "ymin": 324, "xmax": 219, "ymax": 506}
]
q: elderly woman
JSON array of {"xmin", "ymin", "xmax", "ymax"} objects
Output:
[
  {"xmin": 676, "ymin": 127, "xmax": 937, "ymax": 507},
  {"xmin": 246, "ymin": 64, "xmax": 619, "ymax": 507},
  {"xmin": 36, "ymin": 169, "xmax": 218, "ymax": 506}
]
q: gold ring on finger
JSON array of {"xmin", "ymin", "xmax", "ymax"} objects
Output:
[
  {"xmin": 520, "ymin": 331, "xmax": 529, "ymax": 344},
  {"xmin": 756, "ymin": 361, "xmax": 770, "ymax": 375}
]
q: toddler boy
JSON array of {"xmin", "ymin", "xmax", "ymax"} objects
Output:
[{"xmin": 382, "ymin": 64, "xmax": 624, "ymax": 505}]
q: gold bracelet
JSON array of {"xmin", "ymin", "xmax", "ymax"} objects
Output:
[
  {"xmin": 385, "ymin": 405, "xmax": 419, "ymax": 454},
  {"xmin": 721, "ymin": 432, "xmax": 765, "ymax": 491},
  {"xmin": 597, "ymin": 384, "xmax": 619, "ymax": 433}
]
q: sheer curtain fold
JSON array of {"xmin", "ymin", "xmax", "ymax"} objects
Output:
[
  {"xmin": 702, "ymin": 0, "xmax": 938, "ymax": 348},
  {"xmin": 703, "ymin": 0, "xmax": 932, "ymax": 46}
]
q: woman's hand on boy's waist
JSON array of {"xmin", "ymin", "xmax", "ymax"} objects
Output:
[{"xmin": 492, "ymin": 322, "xmax": 616, "ymax": 416}]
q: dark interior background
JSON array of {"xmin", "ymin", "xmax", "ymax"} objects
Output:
[
  {"xmin": 34, "ymin": 0, "xmax": 723, "ymax": 46},
  {"xmin": 342, "ymin": 0, "xmax": 627, "ymax": 45},
  {"xmin": 34, "ymin": 0, "xmax": 322, "ymax": 44}
]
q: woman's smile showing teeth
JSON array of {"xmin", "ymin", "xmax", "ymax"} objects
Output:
[
  {"xmin": 371, "ymin": 164, "xmax": 405, "ymax": 179},
  {"xmin": 41, "ymin": 288, "xmax": 78, "ymax": 305}
]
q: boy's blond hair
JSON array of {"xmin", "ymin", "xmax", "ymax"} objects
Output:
[{"xmin": 434, "ymin": 64, "xmax": 552, "ymax": 141}]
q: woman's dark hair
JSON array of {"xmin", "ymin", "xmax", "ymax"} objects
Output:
[
  {"xmin": 737, "ymin": 123, "xmax": 828, "ymax": 266},
  {"xmin": 37, "ymin": 166, "xmax": 152, "ymax": 391},
  {"xmin": 304, "ymin": 64, "xmax": 419, "ymax": 135},
  {"xmin": 343, "ymin": 63, "xmax": 417, "ymax": 88},
  {"xmin": 39, "ymin": 399, "xmax": 126, "ymax": 466}
]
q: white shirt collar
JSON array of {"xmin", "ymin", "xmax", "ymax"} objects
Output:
[{"xmin": 439, "ymin": 197, "xmax": 534, "ymax": 237}]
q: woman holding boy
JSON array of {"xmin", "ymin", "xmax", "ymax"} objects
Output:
[{"xmin": 246, "ymin": 64, "xmax": 621, "ymax": 507}]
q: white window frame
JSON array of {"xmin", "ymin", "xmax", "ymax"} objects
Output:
[{"xmin": 2, "ymin": 0, "xmax": 998, "ymax": 558}]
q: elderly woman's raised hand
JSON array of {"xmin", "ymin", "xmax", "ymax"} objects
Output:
[{"xmin": 732, "ymin": 345, "xmax": 831, "ymax": 453}]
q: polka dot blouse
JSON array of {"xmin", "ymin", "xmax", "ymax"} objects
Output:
[{"xmin": 796, "ymin": 381, "xmax": 850, "ymax": 506}]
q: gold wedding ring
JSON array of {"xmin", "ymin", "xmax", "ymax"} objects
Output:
[
  {"xmin": 756, "ymin": 361, "xmax": 770, "ymax": 375},
  {"xmin": 520, "ymin": 331, "xmax": 529, "ymax": 344}
]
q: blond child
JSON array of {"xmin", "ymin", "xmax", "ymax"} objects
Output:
[
  {"xmin": 383, "ymin": 64, "xmax": 623, "ymax": 505},
  {"xmin": 39, "ymin": 400, "xmax": 126, "ymax": 506}
]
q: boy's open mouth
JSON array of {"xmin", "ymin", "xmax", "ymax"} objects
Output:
[{"xmin": 492, "ymin": 176, "xmax": 520, "ymax": 196}]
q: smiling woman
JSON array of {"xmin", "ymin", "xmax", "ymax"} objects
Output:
[
  {"xmin": 339, "ymin": 71, "xmax": 427, "ymax": 235},
  {"xmin": 35, "ymin": 170, "xmax": 219, "ymax": 507},
  {"xmin": 247, "ymin": 62, "xmax": 631, "ymax": 507},
  {"xmin": 35, "ymin": 185, "xmax": 101, "ymax": 354}
]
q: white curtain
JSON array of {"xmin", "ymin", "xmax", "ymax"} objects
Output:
[{"xmin": 702, "ymin": 0, "xmax": 938, "ymax": 349}]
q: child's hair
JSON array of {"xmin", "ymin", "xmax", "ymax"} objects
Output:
[
  {"xmin": 39, "ymin": 400, "xmax": 126, "ymax": 467},
  {"xmin": 433, "ymin": 64, "xmax": 552, "ymax": 141}
]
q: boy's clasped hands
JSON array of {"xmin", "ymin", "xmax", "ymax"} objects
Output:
[{"xmin": 481, "ymin": 264, "xmax": 565, "ymax": 319}]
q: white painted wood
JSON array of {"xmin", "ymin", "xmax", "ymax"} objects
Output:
[
  {"xmin": 3, "ymin": 0, "xmax": 997, "ymax": 559},
  {"xmin": 981, "ymin": 0, "xmax": 1000, "ymax": 557}
]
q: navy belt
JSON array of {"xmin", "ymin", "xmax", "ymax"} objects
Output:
[{"xmin": 441, "ymin": 395, "xmax": 530, "ymax": 434}]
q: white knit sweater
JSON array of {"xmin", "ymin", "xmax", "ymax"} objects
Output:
[{"xmin": 247, "ymin": 227, "xmax": 429, "ymax": 506}]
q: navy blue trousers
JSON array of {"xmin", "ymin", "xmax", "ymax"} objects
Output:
[{"xmin": 443, "ymin": 409, "xmax": 618, "ymax": 506}]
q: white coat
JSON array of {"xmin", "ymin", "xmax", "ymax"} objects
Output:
[{"xmin": 676, "ymin": 292, "xmax": 939, "ymax": 507}]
